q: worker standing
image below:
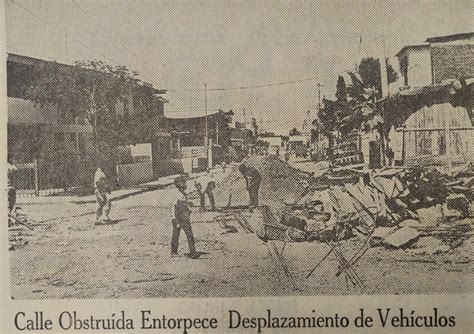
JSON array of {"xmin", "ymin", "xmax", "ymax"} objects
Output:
[
  {"xmin": 7, "ymin": 161, "xmax": 18, "ymax": 218},
  {"xmin": 238, "ymin": 164, "xmax": 262, "ymax": 209},
  {"xmin": 170, "ymin": 176, "xmax": 200, "ymax": 259},
  {"xmin": 94, "ymin": 165, "xmax": 111, "ymax": 224},
  {"xmin": 194, "ymin": 181, "xmax": 206, "ymax": 211},
  {"xmin": 205, "ymin": 180, "xmax": 217, "ymax": 211}
]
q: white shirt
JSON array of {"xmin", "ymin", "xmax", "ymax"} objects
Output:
[
  {"xmin": 169, "ymin": 187, "xmax": 188, "ymax": 220},
  {"xmin": 94, "ymin": 168, "xmax": 106, "ymax": 189}
]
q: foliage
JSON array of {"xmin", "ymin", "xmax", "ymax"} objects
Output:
[
  {"xmin": 260, "ymin": 131, "xmax": 275, "ymax": 137},
  {"xmin": 255, "ymin": 139, "xmax": 270, "ymax": 148},
  {"xmin": 25, "ymin": 60, "xmax": 147, "ymax": 150},
  {"xmin": 289, "ymin": 127, "xmax": 301, "ymax": 136},
  {"xmin": 336, "ymin": 57, "xmax": 399, "ymax": 102},
  {"xmin": 319, "ymin": 57, "xmax": 400, "ymax": 162},
  {"xmin": 7, "ymin": 123, "xmax": 42, "ymax": 162},
  {"xmin": 358, "ymin": 57, "xmax": 398, "ymax": 99}
]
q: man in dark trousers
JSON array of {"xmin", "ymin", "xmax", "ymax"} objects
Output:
[
  {"xmin": 170, "ymin": 176, "xmax": 200, "ymax": 259},
  {"xmin": 238, "ymin": 164, "xmax": 262, "ymax": 209},
  {"xmin": 194, "ymin": 181, "xmax": 206, "ymax": 211}
]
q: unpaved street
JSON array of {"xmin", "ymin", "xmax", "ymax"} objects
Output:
[{"xmin": 10, "ymin": 157, "xmax": 474, "ymax": 299}]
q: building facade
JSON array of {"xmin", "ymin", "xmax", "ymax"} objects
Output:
[
  {"xmin": 384, "ymin": 33, "xmax": 474, "ymax": 173},
  {"xmin": 397, "ymin": 32, "xmax": 473, "ymax": 88},
  {"xmin": 7, "ymin": 53, "xmax": 166, "ymax": 194}
]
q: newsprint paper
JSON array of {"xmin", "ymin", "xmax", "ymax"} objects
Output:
[{"xmin": 1, "ymin": 0, "xmax": 473, "ymax": 333}]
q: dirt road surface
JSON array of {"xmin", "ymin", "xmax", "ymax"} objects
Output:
[{"xmin": 10, "ymin": 156, "xmax": 474, "ymax": 299}]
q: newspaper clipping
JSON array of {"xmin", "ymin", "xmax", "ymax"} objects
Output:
[{"xmin": 1, "ymin": 0, "xmax": 473, "ymax": 333}]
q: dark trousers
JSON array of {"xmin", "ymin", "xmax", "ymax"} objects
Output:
[
  {"xmin": 171, "ymin": 219, "xmax": 196, "ymax": 255},
  {"xmin": 248, "ymin": 183, "xmax": 260, "ymax": 207},
  {"xmin": 205, "ymin": 188, "xmax": 216, "ymax": 210},
  {"xmin": 8, "ymin": 187, "xmax": 16, "ymax": 212},
  {"xmin": 198, "ymin": 191, "xmax": 206, "ymax": 210}
]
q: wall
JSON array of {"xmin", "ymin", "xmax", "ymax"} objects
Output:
[
  {"xmin": 8, "ymin": 97, "xmax": 59, "ymax": 125},
  {"xmin": 405, "ymin": 48, "xmax": 432, "ymax": 87},
  {"xmin": 151, "ymin": 138, "xmax": 185, "ymax": 177},
  {"xmin": 116, "ymin": 161, "xmax": 154, "ymax": 187},
  {"xmin": 402, "ymin": 103, "xmax": 473, "ymax": 168},
  {"xmin": 431, "ymin": 44, "xmax": 474, "ymax": 83},
  {"xmin": 260, "ymin": 136, "xmax": 282, "ymax": 147}
]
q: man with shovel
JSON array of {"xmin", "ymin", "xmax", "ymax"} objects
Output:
[{"xmin": 239, "ymin": 164, "xmax": 262, "ymax": 209}]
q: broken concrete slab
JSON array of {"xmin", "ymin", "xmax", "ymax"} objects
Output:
[
  {"xmin": 399, "ymin": 219, "xmax": 421, "ymax": 228},
  {"xmin": 370, "ymin": 226, "xmax": 397, "ymax": 246},
  {"xmin": 409, "ymin": 236, "xmax": 451, "ymax": 255},
  {"xmin": 306, "ymin": 219, "xmax": 327, "ymax": 232},
  {"xmin": 383, "ymin": 227, "xmax": 421, "ymax": 248},
  {"xmin": 417, "ymin": 205, "xmax": 444, "ymax": 226},
  {"xmin": 375, "ymin": 168, "xmax": 404, "ymax": 177}
]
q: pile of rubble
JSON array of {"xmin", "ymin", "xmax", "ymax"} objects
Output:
[
  {"xmin": 8, "ymin": 214, "xmax": 32, "ymax": 251},
  {"xmin": 276, "ymin": 165, "xmax": 473, "ymax": 254},
  {"xmin": 212, "ymin": 155, "xmax": 308, "ymax": 210}
]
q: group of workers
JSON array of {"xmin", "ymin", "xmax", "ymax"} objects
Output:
[
  {"xmin": 169, "ymin": 162, "xmax": 262, "ymax": 259},
  {"xmin": 93, "ymin": 161, "xmax": 262, "ymax": 259}
]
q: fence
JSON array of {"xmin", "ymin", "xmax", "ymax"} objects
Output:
[
  {"xmin": 402, "ymin": 127, "xmax": 474, "ymax": 173},
  {"xmin": 12, "ymin": 161, "xmax": 38, "ymax": 197},
  {"xmin": 12, "ymin": 159, "xmax": 72, "ymax": 197}
]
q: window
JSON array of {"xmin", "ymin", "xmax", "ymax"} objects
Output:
[
  {"xmin": 416, "ymin": 131, "xmax": 431, "ymax": 155},
  {"xmin": 437, "ymin": 132, "xmax": 446, "ymax": 155}
]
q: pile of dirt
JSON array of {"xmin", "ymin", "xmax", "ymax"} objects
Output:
[{"xmin": 213, "ymin": 155, "xmax": 309, "ymax": 212}]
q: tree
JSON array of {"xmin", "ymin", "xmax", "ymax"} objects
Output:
[
  {"xmin": 289, "ymin": 128, "xmax": 301, "ymax": 136},
  {"xmin": 357, "ymin": 57, "xmax": 398, "ymax": 99},
  {"xmin": 25, "ymin": 60, "xmax": 144, "ymax": 153},
  {"xmin": 336, "ymin": 76, "xmax": 347, "ymax": 102}
]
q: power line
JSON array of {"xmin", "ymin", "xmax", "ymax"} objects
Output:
[
  {"xmin": 71, "ymin": 0, "xmax": 208, "ymax": 104},
  {"xmin": 166, "ymin": 71, "xmax": 349, "ymax": 92},
  {"xmin": 73, "ymin": 0, "xmax": 332, "ymax": 104},
  {"xmin": 10, "ymin": 0, "xmax": 116, "ymax": 64},
  {"xmin": 11, "ymin": 0, "xmax": 211, "ymax": 108},
  {"xmin": 11, "ymin": 1, "xmax": 354, "ymax": 98}
]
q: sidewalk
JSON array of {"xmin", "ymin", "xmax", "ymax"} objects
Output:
[
  {"xmin": 17, "ymin": 167, "xmax": 228, "ymax": 206},
  {"xmin": 287, "ymin": 157, "xmax": 329, "ymax": 176}
]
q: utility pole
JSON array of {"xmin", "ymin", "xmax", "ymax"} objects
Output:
[
  {"xmin": 379, "ymin": 37, "xmax": 389, "ymax": 167},
  {"xmin": 243, "ymin": 108, "xmax": 246, "ymax": 129},
  {"xmin": 204, "ymin": 83, "xmax": 212, "ymax": 168},
  {"xmin": 316, "ymin": 83, "xmax": 324, "ymax": 160},
  {"xmin": 204, "ymin": 83, "xmax": 208, "ymax": 147},
  {"xmin": 317, "ymin": 83, "xmax": 324, "ymax": 112},
  {"xmin": 216, "ymin": 114, "xmax": 219, "ymax": 146}
]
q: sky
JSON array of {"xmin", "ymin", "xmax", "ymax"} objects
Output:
[{"xmin": 4, "ymin": 0, "xmax": 472, "ymax": 135}]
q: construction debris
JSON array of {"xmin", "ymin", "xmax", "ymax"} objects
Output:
[
  {"xmin": 9, "ymin": 212, "xmax": 32, "ymax": 251},
  {"xmin": 273, "ymin": 162, "xmax": 472, "ymax": 254},
  {"xmin": 409, "ymin": 236, "xmax": 451, "ymax": 255},
  {"xmin": 382, "ymin": 227, "xmax": 421, "ymax": 248}
]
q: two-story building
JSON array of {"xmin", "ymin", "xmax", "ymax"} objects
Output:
[
  {"xmin": 7, "ymin": 53, "xmax": 167, "ymax": 194},
  {"xmin": 383, "ymin": 32, "xmax": 473, "ymax": 173},
  {"xmin": 397, "ymin": 32, "xmax": 474, "ymax": 87}
]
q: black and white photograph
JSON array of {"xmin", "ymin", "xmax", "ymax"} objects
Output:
[{"xmin": 3, "ymin": 0, "xmax": 473, "ymax": 305}]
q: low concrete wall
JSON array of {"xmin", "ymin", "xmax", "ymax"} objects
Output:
[{"xmin": 116, "ymin": 161, "xmax": 153, "ymax": 187}]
